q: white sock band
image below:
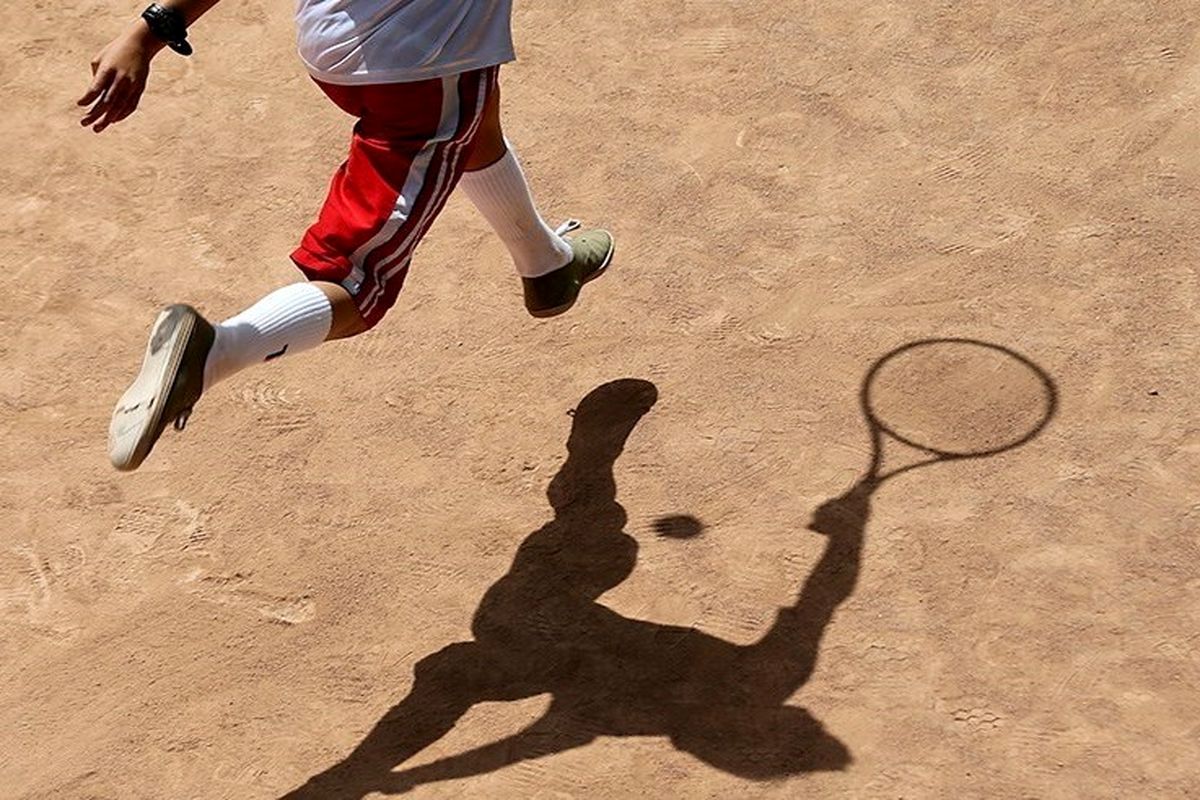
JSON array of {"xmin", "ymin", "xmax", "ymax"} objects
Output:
[
  {"xmin": 459, "ymin": 146, "xmax": 574, "ymax": 278},
  {"xmin": 203, "ymin": 282, "xmax": 333, "ymax": 390}
]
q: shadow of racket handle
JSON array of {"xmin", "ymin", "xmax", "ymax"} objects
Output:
[{"xmin": 807, "ymin": 482, "xmax": 872, "ymax": 538}]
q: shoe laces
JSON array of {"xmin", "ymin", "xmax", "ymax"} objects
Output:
[{"xmin": 555, "ymin": 219, "xmax": 581, "ymax": 237}]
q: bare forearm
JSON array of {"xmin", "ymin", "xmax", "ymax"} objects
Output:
[
  {"xmin": 119, "ymin": 0, "xmax": 222, "ymax": 46},
  {"xmin": 78, "ymin": 0, "xmax": 226, "ymax": 132},
  {"xmin": 103, "ymin": 0, "xmax": 222, "ymax": 62}
]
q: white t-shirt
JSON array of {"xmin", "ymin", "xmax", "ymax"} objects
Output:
[{"xmin": 295, "ymin": 0, "xmax": 514, "ymax": 85}]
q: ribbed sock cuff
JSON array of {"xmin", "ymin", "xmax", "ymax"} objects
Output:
[
  {"xmin": 203, "ymin": 282, "xmax": 332, "ymax": 390},
  {"xmin": 459, "ymin": 148, "xmax": 573, "ymax": 278}
]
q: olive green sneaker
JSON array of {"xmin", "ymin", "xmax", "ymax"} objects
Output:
[
  {"xmin": 108, "ymin": 304, "xmax": 214, "ymax": 472},
  {"xmin": 522, "ymin": 220, "xmax": 613, "ymax": 318}
]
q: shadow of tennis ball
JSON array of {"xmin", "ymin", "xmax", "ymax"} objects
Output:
[
  {"xmin": 653, "ymin": 515, "xmax": 705, "ymax": 539},
  {"xmin": 866, "ymin": 339, "xmax": 1055, "ymax": 456}
]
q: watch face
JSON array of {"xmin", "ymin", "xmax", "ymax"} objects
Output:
[{"xmin": 143, "ymin": 4, "xmax": 192, "ymax": 55}]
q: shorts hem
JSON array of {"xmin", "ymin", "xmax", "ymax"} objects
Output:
[{"xmin": 291, "ymin": 247, "xmax": 352, "ymax": 286}]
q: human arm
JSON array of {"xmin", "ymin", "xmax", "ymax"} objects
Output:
[{"xmin": 77, "ymin": 0, "xmax": 223, "ymax": 133}]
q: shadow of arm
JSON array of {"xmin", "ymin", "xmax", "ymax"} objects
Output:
[{"xmin": 746, "ymin": 484, "xmax": 870, "ymax": 695}]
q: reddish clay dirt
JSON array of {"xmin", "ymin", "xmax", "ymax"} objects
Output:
[{"xmin": 2, "ymin": 1, "xmax": 1198, "ymax": 798}]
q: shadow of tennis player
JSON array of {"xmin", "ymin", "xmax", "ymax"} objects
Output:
[
  {"xmin": 283, "ymin": 377, "xmax": 874, "ymax": 798},
  {"xmin": 283, "ymin": 340, "xmax": 1059, "ymax": 797}
]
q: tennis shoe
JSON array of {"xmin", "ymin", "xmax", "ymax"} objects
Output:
[
  {"xmin": 523, "ymin": 220, "xmax": 613, "ymax": 318},
  {"xmin": 108, "ymin": 304, "xmax": 213, "ymax": 471}
]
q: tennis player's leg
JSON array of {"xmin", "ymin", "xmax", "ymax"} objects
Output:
[
  {"xmin": 458, "ymin": 74, "xmax": 614, "ymax": 317},
  {"xmin": 108, "ymin": 69, "xmax": 494, "ymax": 471}
]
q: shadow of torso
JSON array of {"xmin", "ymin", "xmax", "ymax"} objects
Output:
[{"xmin": 463, "ymin": 505, "xmax": 852, "ymax": 778}]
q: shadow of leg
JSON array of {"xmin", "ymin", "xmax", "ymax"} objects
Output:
[
  {"xmin": 381, "ymin": 704, "xmax": 596, "ymax": 794},
  {"xmin": 280, "ymin": 642, "xmax": 494, "ymax": 800}
]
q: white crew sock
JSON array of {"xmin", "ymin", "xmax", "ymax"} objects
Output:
[
  {"xmin": 458, "ymin": 146, "xmax": 574, "ymax": 278},
  {"xmin": 202, "ymin": 282, "xmax": 333, "ymax": 391}
]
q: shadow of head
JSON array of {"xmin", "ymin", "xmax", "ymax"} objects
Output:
[{"xmin": 671, "ymin": 704, "xmax": 852, "ymax": 777}]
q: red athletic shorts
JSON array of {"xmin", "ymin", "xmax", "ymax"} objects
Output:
[{"xmin": 291, "ymin": 66, "xmax": 499, "ymax": 328}]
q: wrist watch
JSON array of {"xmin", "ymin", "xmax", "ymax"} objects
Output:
[{"xmin": 141, "ymin": 3, "xmax": 193, "ymax": 56}]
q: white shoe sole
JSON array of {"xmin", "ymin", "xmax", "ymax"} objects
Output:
[{"xmin": 108, "ymin": 308, "xmax": 197, "ymax": 471}]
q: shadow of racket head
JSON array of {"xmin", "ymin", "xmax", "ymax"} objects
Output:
[
  {"xmin": 810, "ymin": 338, "xmax": 1057, "ymax": 535},
  {"xmin": 862, "ymin": 337, "xmax": 1058, "ymax": 475}
]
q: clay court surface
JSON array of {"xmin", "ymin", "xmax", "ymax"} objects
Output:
[{"xmin": 3, "ymin": 1, "xmax": 1200, "ymax": 797}]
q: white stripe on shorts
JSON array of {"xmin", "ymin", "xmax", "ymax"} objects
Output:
[
  {"xmin": 358, "ymin": 72, "xmax": 492, "ymax": 317},
  {"xmin": 344, "ymin": 75, "xmax": 462, "ymax": 292}
]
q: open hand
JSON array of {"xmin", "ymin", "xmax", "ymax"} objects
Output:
[{"xmin": 78, "ymin": 22, "xmax": 161, "ymax": 133}]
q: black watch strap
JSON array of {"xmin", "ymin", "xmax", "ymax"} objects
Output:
[{"xmin": 141, "ymin": 4, "xmax": 193, "ymax": 56}]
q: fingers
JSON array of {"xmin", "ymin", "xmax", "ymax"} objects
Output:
[
  {"xmin": 106, "ymin": 87, "xmax": 145, "ymax": 129},
  {"xmin": 77, "ymin": 65, "xmax": 114, "ymax": 107},
  {"xmin": 110, "ymin": 90, "xmax": 143, "ymax": 126},
  {"xmin": 80, "ymin": 82, "xmax": 122, "ymax": 129},
  {"xmin": 80, "ymin": 74, "xmax": 144, "ymax": 133}
]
